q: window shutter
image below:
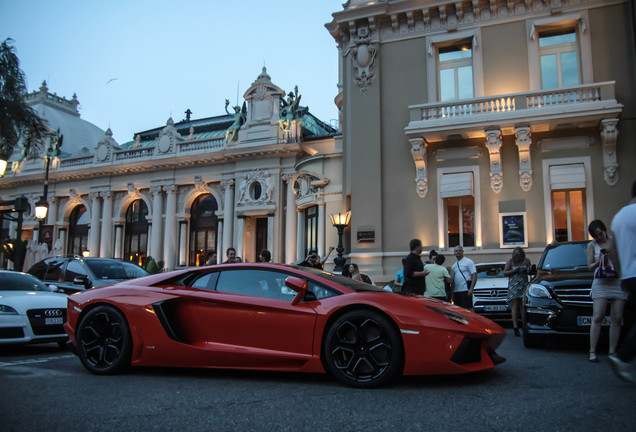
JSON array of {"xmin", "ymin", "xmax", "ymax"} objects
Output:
[
  {"xmin": 440, "ymin": 172, "xmax": 474, "ymax": 198},
  {"xmin": 549, "ymin": 163, "xmax": 586, "ymax": 190}
]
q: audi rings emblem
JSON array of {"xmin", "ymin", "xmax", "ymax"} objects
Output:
[{"xmin": 45, "ymin": 309, "xmax": 63, "ymax": 317}]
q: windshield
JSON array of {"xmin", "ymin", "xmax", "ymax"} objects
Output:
[
  {"xmin": 540, "ymin": 242, "xmax": 589, "ymax": 271},
  {"xmin": 85, "ymin": 260, "xmax": 150, "ymax": 279},
  {"xmin": 476, "ymin": 264, "xmax": 505, "ymax": 279},
  {"xmin": 0, "ymin": 272, "xmax": 51, "ymax": 291},
  {"xmin": 292, "ymin": 266, "xmax": 386, "ymax": 292}
]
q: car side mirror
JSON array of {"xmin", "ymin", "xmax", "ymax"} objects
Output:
[
  {"xmin": 73, "ymin": 275, "xmax": 90, "ymax": 287},
  {"xmin": 529, "ymin": 264, "xmax": 537, "ymax": 276},
  {"xmin": 285, "ymin": 276, "xmax": 308, "ymax": 305}
]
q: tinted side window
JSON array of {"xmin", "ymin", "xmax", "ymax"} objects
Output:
[
  {"xmin": 216, "ymin": 269, "xmax": 294, "ymax": 300},
  {"xmin": 44, "ymin": 259, "xmax": 65, "ymax": 282},
  {"xmin": 191, "ymin": 272, "xmax": 219, "ymax": 291},
  {"xmin": 65, "ymin": 260, "xmax": 88, "ymax": 282}
]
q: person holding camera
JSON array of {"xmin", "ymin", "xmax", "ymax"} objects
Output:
[
  {"xmin": 587, "ymin": 219, "xmax": 626, "ymax": 363},
  {"xmin": 504, "ymin": 246, "xmax": 531, "ymax": 336}
]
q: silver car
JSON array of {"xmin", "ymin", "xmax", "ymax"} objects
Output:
[{"xmin": 472, "ymin": 263, "xmax": 511, "ymax": 318}]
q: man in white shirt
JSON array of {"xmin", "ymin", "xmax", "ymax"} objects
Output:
[
  {"xmin": 452, "ymin": 245, "xmax": 477, "ymax": 309},
  {"xmin": 609, "ymin": 180, "xmax": 636, "ymax": 382}
]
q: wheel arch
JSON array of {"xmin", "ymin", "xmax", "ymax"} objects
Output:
[{"xmin": 319, "ymin": 304, "xmax": 405, "ymax": 373}]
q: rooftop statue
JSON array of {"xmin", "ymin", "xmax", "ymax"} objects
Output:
[
  {"xmin": 279, "ymin": 85, "xmax": 302, "ymax": 132},
  {"xmin": 225, "ymin": 99, "xmax": 247, "ymax": 143}
]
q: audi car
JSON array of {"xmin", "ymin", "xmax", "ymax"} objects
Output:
[
  {"xmin": 0, "ymin": 270, "xmax": 68, "ymax": 346},
  {"xmin": 64, "ymin": 263, "xmax": 506, "ymax": 388},
  {"xmin": 472, "ymin": 263, "xmax": 511, "ymax": 319}
]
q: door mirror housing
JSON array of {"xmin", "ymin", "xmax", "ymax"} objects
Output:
[
  {"xmin": 285, "ymin": 276, "xmax": 308, "ymax": 305},
  {"xmin": 73, "ymin": 275, "xmax": 90, "ymax": 287}
]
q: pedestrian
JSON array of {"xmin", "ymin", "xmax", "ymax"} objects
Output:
[
  {"xmin": 586, "ymin": 219, "xmax": 626, "ymax": 362},
  {"xmin": 204, "ymin": 250, "xmax": 217, "ymax": 266},
  {"xmin": 259, "ymin": 249, "xmax": 271, "ymax": 263},
  {"xmin": 504, "ymin": 247, "xmax": 531, "ymax": 336},
  {"xmin": 299, "ymin": 250, "xmax": 323, "ymax": 269},
  {"xmin": 402, "ymin": 239, "xmax": 428, "ymax": 295},
  {"xmin": 424, "ymin": 254, "xmax": 451, "ymax": 301},
  {"xmin": 451, "ymin": 245, "xmax": 477, "ymax": 309},
  {"xmin": 608, "ymin": 180, "xmax": 636, "ymax": 382},
  {"xmin": 347, "ymin": 263, "xmax": 373, "ymax": 284},
  {"xmin": 393, "ymin": 258, "xmax": 406, "ymax": 292},
  {"xmin": 223, "ymin": 247, "xmax": 237, "ymax": 263},
  {"xmin": 426, "ymin": 249, "xmax": 438, "ymax": 264}
]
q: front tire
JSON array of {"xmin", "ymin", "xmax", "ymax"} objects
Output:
[
  {"xmin": 323, "ymin": 310, "xmax": 403, "ymax": 388},
  {"xmin": 76, "ymin": 305, "xmax": 132, "ymax": 374},
  {"xmin": 522, "ymin": 314, "xmax": 544, "ymax": 348}
]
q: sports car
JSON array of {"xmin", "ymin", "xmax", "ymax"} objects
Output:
[
  {"xmin": 64, "ymin": 263, "xmax": 506, "ymax": 387},
  {"xmin": 0, "ymin": 270, "xmax": 68, "ymax": 346}
]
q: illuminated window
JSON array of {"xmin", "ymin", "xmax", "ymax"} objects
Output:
[
  {"xmin": 189, "ymin": 194, "xmax": 218, "ymax": 266},
  {"xmin": 124, "ymin": 199, "xmax": 148, "ymax": 267},
  {"xmin": 67, "ymin": 205, "xmax": 89, "ymax": 256},
  {"xmin": 438, "ymin": 170, "xmax": 480, "ymax": 249},
  {"xmin": 446, "ymin": 196, "xmax": 475, "ymax": 248},
  {"xmin": 552, "ymin": 190, "xmax": 586, "ymax": 242},
  {"xmin": 304, "ymin": 205, "xmax": 318, "ymax": 257}
]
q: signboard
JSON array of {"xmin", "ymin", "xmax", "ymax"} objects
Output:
[
  {"xmin": 499, "ymin": 212, "xmax": 528, "ymax": 248},
  {"xmin": 357, "ymin": 230, "xmax": 375, "ymax": 243}
]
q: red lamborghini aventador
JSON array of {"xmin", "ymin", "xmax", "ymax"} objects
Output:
[{"xmin": 64, "ymin": 263, "xmax": 506, "ymax": 388}]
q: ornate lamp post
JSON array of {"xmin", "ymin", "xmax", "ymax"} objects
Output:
[
  {"xmin": 0, "ymin": 195, "xmax": 28, "ymax": 271},
  {"xmin": 330, "ymin": 211, "xmax": 351, "ymax": 274}
]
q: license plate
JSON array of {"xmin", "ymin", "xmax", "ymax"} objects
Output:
[
  {"xmin": 484, "ymin": 305, "xmax": 508, "ymax": 312},
  {"xmin": 45, "ymin": 317, "xmax": 63, "ymax": 325},
  {"xmin": 577, "ymin": 316, "xmax": 611, "ymax": 326}
]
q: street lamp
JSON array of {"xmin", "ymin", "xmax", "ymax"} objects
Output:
[
  {"xmin": 0, "ymin": 157, "xmax": 7, "ymax": 177},
  {"xmin": 330, "ymin": 211, "xmax": 350, "ymax": 274},
  {"xmin": 35, "ymin": 144, "xmax": 53, "ymax": 221}
]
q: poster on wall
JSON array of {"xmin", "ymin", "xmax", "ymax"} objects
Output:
[{"xmin": 499, "ymin": 212, "xmax": 528, "ymax": 248}]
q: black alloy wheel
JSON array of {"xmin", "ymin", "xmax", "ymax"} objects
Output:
[
  {"xmin": 76, "ymin": 305, "xmax": 132, "ymax": 374},
  {"xmin": 521, "ymin": 309, "xmax": 545, "ymax": 348},
  {"xmin": 324, "ymin": 310, "xmax": 403, "ymax": 388}
]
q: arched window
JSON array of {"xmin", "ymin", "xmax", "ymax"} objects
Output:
[
  {"xmin": 67, "ymin": 205, "xmax": 89, "ymax": 256},
  {"xmin": 189, "ymin": 194, "xmax": 218, "ymax": 266},
  {"xmin": 124, "ymin": 199, "xmax": 149, "ymax": 266}
]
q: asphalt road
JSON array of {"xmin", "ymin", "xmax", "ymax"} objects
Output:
[{"xmin": 1, "ymin": 328, "xmax": 633, "ymax": 432}]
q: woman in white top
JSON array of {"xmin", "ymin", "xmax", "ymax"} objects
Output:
[{"xmin": 586, "ymin": 219, "xmax": 627, "ymax": 362}]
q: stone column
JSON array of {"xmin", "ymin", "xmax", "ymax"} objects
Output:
[
  {"xmin": 236, "ymin": 215, "xmax": 244, "ymax": 259},
  {"xmin": 47, "ymin": 197, "xmax": 58, "ymax": 225},
  {"xmin": 267, "ymin": 213, "xmax": 274, "ymax": 254},
  {"xmin": 217, "ymin": 220, "xmax": 224, "ymax": 264},
  {"xmin": 163, "ymin": 185, "xmax": 177, "ymax": 270},
  {"xmin": 100, "ymin": 192, "xmax": 113, "ymax": 257},
  {"xmin": 318, "ymin": 203, "xmax": 326, "ymax": 258},
  {"xmin": 221, "ymin": 179, "xmax": 235, "ymax": 258},
  {"xmin": 88, "ymin": 192, "xmax": 101, "ymax": 257},
  {"xmin": 283, "ymin": 173, "xmax": 297, "ymax": 264},
  {"xmin": 178, "ymin": 221, "xmax": 187, "ymax": 266},
  {"xmin": 296, "ymin": 211, "xmax": 304, "ymax": 261},
  {"xmin": 150, "ymin": 186, "xmax": 163, "ymax": 260},
  {"xmin": 114, "ymin": 225, "xmax": 123, "ymax": 259}
]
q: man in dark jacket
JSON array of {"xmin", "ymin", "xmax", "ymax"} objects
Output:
[{"xmin": 402, "ymin": 239, "xmax": 428, "ymax": 295}]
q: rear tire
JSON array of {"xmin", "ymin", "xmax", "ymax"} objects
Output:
[
  {"xmin": 76, "ymin": 305, "xmax": 132, "ymax": 374},
  {"xmin": 323, "ymin": 310, "xmax": 403, "ymax": 388}
]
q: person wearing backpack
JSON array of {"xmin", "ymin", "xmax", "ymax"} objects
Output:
[{"xmin": 586, "ymin": 219, "xmax": 626, "ymax": 363}]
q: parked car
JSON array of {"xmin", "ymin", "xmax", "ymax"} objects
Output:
[
  {"xmin": 522, "ymin": 241, "xmax": 597, "ymax": 348},
  {"xmin": 0, "ymin": 270, "xmax": 68, "ymax": 346},
  {"xmin": 472, "ymin": 263, "xmax": 511, "ymax": 318},
  {"xmin": 64, "ymin": 263, "xmax": 506, "ymax": 388},
  {"xmin": 27, "ymin": 256, "xmax": 150, "ymax": 294}
]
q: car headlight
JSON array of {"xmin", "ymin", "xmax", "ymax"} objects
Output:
[
  {"xmin": 527, "ymin": 284, "xmax": 552, "ymax": 299},
  {"xmin": 0, "ymin": 304, "xmax": 18, "ymax": 315},
  {"xmin": 424, "ymin": 306, "xmax": 469, "ymax": 325}
]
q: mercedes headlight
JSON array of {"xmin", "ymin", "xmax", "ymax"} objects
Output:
[{"xmin": 527, "ymin": 284, "xmax": 552, "ymax": 299}]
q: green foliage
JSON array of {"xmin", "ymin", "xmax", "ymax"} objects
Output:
[
  {"xmin": 0, "ymin": 38, "xmax": 48, "ymax": 160},
  {"xmin": 144, "ymin": 256, "xmax": 165, "ymax": 274}
]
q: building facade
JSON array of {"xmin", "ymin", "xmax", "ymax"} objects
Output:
[
  {"xmin": 0, "ymin": 68, "xmax": 343, "ymax": 271},
  {"xmin": 327, "ymin": 0, "xmax": 636, "ymax": 278}
]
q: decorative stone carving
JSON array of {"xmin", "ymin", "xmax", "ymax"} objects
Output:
[
  {"xmin": 150, "ymin": 185, "xmax": 163, "ymax": 197},
  {"xmin": 69, "ymin": 189, "xmax": 81, "ymax": 204},
  {"xmin": 237, "ymin": 170, "xmax": 275, "ymax": 206},
  {"xmin": 127, "ymin": 183, "xmax": 140, "ymax": 199},
  {"xmin": 600, "ymin": 118, "xmax": 619, "ymax": 186},
  {"xmin": 220, "ymin": 178, "xmax": 235, "ymax": 192},
  {"xmin": 292, "ymin": 171, "xmax": 329, "ymax": 202},
  {"xmin": 157, "ymin": 117, "xmax": 184, "ymax": 153},
  {"xmin": 409, "ymin": 137, "xmax": 428, "ymax": 198},
  {"xmin": 343, "ymin": 23, "xmax": 377, "ymax": 95},
  {"xmin": 95, "ymin": 128, "xmax": 121, "ymax": 162},
  {"xmin": 485, "ymin": 129, "xmax": 503, "ymax": 193},
  {"xmin": 194, "ymin": 176, "xmax": 208, "ymax": 193},
  {"xmin": 515, "ymin": 126, "xmax": 533, "ymax": 192}
]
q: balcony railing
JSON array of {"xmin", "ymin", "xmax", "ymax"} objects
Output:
[
  {"xmin": 115, "ymin": 147, "xmax": 155, "ymax": 161},
  {"xmin": 178, "ymin": 138, "xmax": 224, "ymax": 152},
  {"xmin": 408, "ymin": 81, "xmax": 619, "ymax": 123}
]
